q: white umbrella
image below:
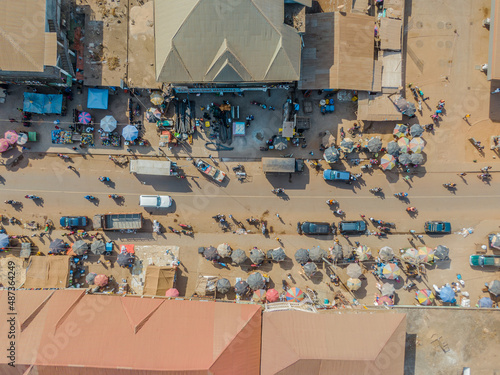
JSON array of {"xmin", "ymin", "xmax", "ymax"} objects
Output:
[
  {"xmin": 122, "ymin": 125, "xmax": 139, "ymax": 141},
  {"xmin": 100, "ymin": 115, "xmax": 117, "ymax": 132}
]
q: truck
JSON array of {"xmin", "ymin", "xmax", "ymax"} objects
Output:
[
  {"xmin": 129, "ymin": 160, "xmax": 178, "ymax": 176},
  {"xmin": 195, "ymin": 159, "xmax": 226, "ymax": 182},
  {"xmin": 262, "ymin": 158, "xmax": 304, "ymax": 174},
  {"xmin": 93, "ymin": 213, "xmax": 143, "ymax": 231}
]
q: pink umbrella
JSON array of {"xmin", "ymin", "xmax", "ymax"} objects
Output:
[
  {"xmin": 94, "ymin": 274, "xmax": 109, "ymax": 287},
  {"xmin": 78, "ymin": 111, "xmax": 91, "ymax": 124},
  {"xmin": 0, "ymin": 139, "xmax": 10, "ymax": 152},
  {"xmin": 266, "ymin": 288, "xmax": 279, "ymax": 302},
  {"xmin": 4, "ymin": 131, "xmax": 18, "ymax": 145},
  {"xmin": 165, "ymin": 288, "xmax": 179, "ymax": 297},
  {"xmin": 377, "ymin": 295, "xmax": 394, "ymax": 306}
]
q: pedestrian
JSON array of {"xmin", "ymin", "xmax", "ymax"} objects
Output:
[
  {"xmin": 54, "ymin": 120, "xmax": 60, "ymax": 125},
  {"xmin": 8, "ymin": 118, "xmax": 17, "ymax": 122},
  {"xmin": 126, "ymin": 148, "xmax": 132, "ymax": 152},
  {"xmin": 407, "ymin": 237, "xmax": 412, "ymax": 242},
  {"xmin": 72, "ymin": 146, "xmax": 78, "ymax": 151},
  {"xmin": 360, "ymin": 214, "xmax": 365, "ymax": 218},
  {"xmin": 417, "ymin": 234, "xmax": 424, "ymax": 239},
  {"xmin": 21, "ymin": 146, "xmax": 30, "ymax": 151},
  {"xmin": 430, "ymin": 114, "xmax": 439, "ymax": 120},
  {"xmin": 275, "ymin": 237, "xmax": 281, "ymax": 242},
  {"xmin": 463, "ymin": 113, "xmax": 471, "ymax": 120},
  {"xmin": 423, "ymin": 97, "xmax": 430, "ymax": 101},
  {"xmin": 435, "ymin": 109, "xmax": 442, "ymax": 115},
  {"xmin": 276, "ymin": 213, "xmax": 280, "ymax": 218},
  {"xmin": 458, "ymin": 172, "xmax": 467, "ymax": 176}
]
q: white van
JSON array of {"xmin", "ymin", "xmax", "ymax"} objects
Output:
[{"xmin": 139, "ymin": 195, "xmax": 173, "ymax": 208}]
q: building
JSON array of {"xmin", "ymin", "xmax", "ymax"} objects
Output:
[{"xmin": 0, "ymin": 0, "xmax": 73, "ymax": 86}]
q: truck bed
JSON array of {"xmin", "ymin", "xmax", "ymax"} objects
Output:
[
  {"xmin": 195, "ymin": 159, "xmax": 226, "ymax": 182},
  {"xmin": 94, "ymin": 213, "xmax": 143, "ymax": 230}
]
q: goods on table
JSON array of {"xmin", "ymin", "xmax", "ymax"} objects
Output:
[{"xmin": 51, "ymin": 130, "xmax": 73, "ymax": 144}]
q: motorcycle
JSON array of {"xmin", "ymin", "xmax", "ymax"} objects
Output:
[
  {"xmin": 443, "ymin": 183, "xmax": 456, "ymax": 188},
  {"xmin": 99, "ymin": 176, "xmax": 110, "ymax": 182},
  {"xmin": 108, "ymin": 194, "xmax": 122, "ymax": 199},
  {"xmin": 250, "ymin": 101, "xmax": 261, "ymax": 106},
  {"xmin": 84, "ymin": 195, "xmax": 96, "ymax": 201},
  {"xmin": 272, "ymin": 188, "xmax": 284, "ymax": 194},
  {"xmin": 5, "ymin": 200, "xmax": 20, "ymax": 205},
  {"xmin": 153, "ymin": 220, "xmax": 161, "ymax": 234},
  {"xmin": 261, "ymin": 222, "xmax": 267, "ymax": 235},
  {"xmin": 212, "ymin": 214, "xmax": 226, "ymax": 222},
  {"xmin": 334, "ymin": 209, "xmax": 344, "ymax": 215},
  {"xmin": 403, "ymin": 281, "xmax": 416, "ymax": 291},
  {"xmin": 361, "ymin": 164, "xmax": 373, "ymax": 171},
  {"xmin": 369, "ymin": 187, "xmax": 382, "ymax": 193},
  {"xmin": 25, "ymin": 195, "xmax": 40, "ymax": 200},
  {"xmin": 179, "ymin": 224, "xmax": 192, "ymax": 230},
  {"xmin": 245, "ymin": 115, "xmax": 254, "ymax": 127},
  {"xmin": 232, "ymin": 164, "xmax": 244, "ymax": 172},
  {"xmin": 326, "ymin": 199, "xmax": 338, "ymax": 205},
  {"xmin": 406, "ymin": 207, "xmax": 417, "ymax": 213},
  {"xmin": 268, "ymin": 106, "xmax": 275, "ymax": 111},
  {"xmin": 246, "ymin": 218, "xmax": 259, "ymax": 225},
  {"xmin": 394, "ymin": 192, "xmax": 408, "ymax": 198},
  {"xmin": 353, "ymin": 173, "xmax": 362, "ymax": 179},
  {"xmin": 57, "ymin": 153, "xmax": 69, "ymax": 159},
  {"xmin": 168, "ymin": 226, "xmax": 180, "ymax": 234},
  {"xmin": 134, "ymin": 104, "xmax": 141, "ymax": 117}
]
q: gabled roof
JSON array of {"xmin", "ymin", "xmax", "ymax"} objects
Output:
[
  {"xmin": 261, "ymin": 310, "xmax": 406, "ymax": 375},
  {"xmin": 0, "ymin": 290, "xmax": 262, "ymax": 374},
  {"xmin": 155, "ymin": 0, "xmax": 302, "ymax": 83}
]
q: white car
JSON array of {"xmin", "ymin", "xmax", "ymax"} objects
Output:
[{"xmin": 139, "ymin": 195, "xmax": 173, "ymax": 208}]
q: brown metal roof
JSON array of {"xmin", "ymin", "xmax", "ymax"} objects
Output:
[
  {"xmin": 0, "ymin": 290, "xmax": 261, "ymax": 374},
  {"xmin": 379, "ymin": 18, "xmax": 402, "ymax": 51},
  {"xmin": 24, "ymin": 256, "xmax": 70, "ymax": 289},
  {"xmin": 261, "ymin": 310, "xmax": 406, "ymax": 375},
  {"xmin": 142, "ymin": 266, "xmax": 176, "ymax": 296},
  {"xmin": 357, "ymin": 91, "xmax": 403, "ymax": 121},
  {"xmin": 489, "ymin": 0, "xmax": 500, "ymax": 80}
]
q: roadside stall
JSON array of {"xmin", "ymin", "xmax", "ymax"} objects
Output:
[{"xmin": 51, "ymin": 129, "xmax": 74, "ymax": 144}]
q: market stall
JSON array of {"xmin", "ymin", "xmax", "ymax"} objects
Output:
[
  {"xmin": 100, "ymin": 131, "xmax": 120, "ymax": 147},
  {"xmin": 51, "ymin": 130, "xmax": 74, "ymax": 144}
]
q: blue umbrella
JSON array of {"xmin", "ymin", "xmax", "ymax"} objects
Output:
[
  {"xmin": 478, "ymin": 297, "xmax": 493, "ymax": 308},
  {"xmin": 439, "ymin": 286, "xmax": 455, "ymax": 303},
  {"xmin": 122, "ymin": 125, "xmax": 139, "ymax": 141},
  {"xmin": 0, "ymin": 233, "xmax": 9, "ymax": 248}
]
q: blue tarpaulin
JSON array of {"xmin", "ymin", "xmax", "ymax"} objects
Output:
[
  {"xmin": 87, "ymin": 88, "xmax": 109, "ymax": 109},
  {"xmin": 23, "ymin": 93, "xmax": 63, "ymax": 114}
]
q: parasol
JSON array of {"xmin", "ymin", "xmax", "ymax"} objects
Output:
[
  {"xmin": 165, "ymin": 288, "xmax": 180, "ymax": 297},
  {"xmin": 340, "ymin": 138, "xmax": 355, "ymax": 153},
  {"xmin": 90, "ymin": 240, "xmax": 106, "ymax": 255},
  {"xmin": 252, "ymin": 289, "xmax": 267, "ymax": 302},
  {"xmin": 381, "ymin": 263, "xmax": 401, "ymax": 280},
  {"xmin": 303, "ymin": 262, "xmax": 318, "ymax": 278},
  {"xmin": 398, "ymin": 137, "xmax": 410, "ymax": 153},
  {"xmin": 380, "ymin": 154, "xmax": 396, "ymax": 171},
  {"xmin": 387, "ymin": 141, "xmax": 400, "ymax": 156},
  {"xmin": 347, "ymin": 278, "xmax": 362, "ymax": 291},
  {"xmin": 203, "ymin": 246, "xmax": 219, "ymax": 261},
  {"xmin": 410, "ymin": 153, "xmax": 424, "ymax": 165},
  {"xmin": 100, "ymin": 115, "xmax": 117, "ymax": 132},
  {"xmin": 247, "ymin": 272, "xmax": 266, "ymax": 290},
  {"xmin": 273, "ymin": 136, "xmax": 288, "ymax": 151},
  {"xmin": 488, "ymin": 280, "xmax": 500, "ymax": 296},
  {"xmin": 410, "ymin": 124, "xmax": 424, "ymax": 137},
  {"xmin": 117, "ymin": 252, "xmax": 134, "ymax": 267},
  {"xmin": 4, "ymin": 131, "xmax": 18, "ymax": 145},
  {"xmin": 381, "ymin": 283, "xmax": 396, "ymax": 296},
  {"xmin": 330, "ymin": 244, "xmax": 343, "ymax": 261},
  {"xmin": 415, "ymin": 289, "xmax": 434, "ymax": 305},
  {"xmin": 71, "ymin": 240, "xmax": 88, "ymax": 255},
  {"xmin": 17, "ymin": 133, "xmax": 28, "ymax": 145},
  {"xmin": 0, "ymin": 139, "xmax": 10, "ymax": 152},
  {"xmin": 309, "ymin": 246, "xmax": 326, "ymax": 262},
  {"xmin": 409, "ymin": 137, "xmax": 425, "ymax": 153},
  {"xmin": 346, "ymin": 263, "xmax": 362, "ymax": 278},
  {"xmin": 234, "ymin": 280, "xmax": 249, "ymax": 295},
  {"xmin": 393, "ymin": 124, "xmax": 408, "ymax": 138},
  {"xmin": 377, "ymin": 295, "xmax": 394, "ymax": 306},
  {"xmin": 150, "ymin": 92, "xmax": 164, "ymax": 105},
  {"xmin": 49, "ymin": 239, "xmax": 66, "ymax": 254},
  {"xmin": 367, "ymin": 137, "xmax": 382, "ymax": 153},
  {"xmin": 85, "ymin": 272, "xmax": 97, "ymax": 285},
  {"xmin": 439, "ymin": 286, "xmax": 455, "ymax": 303},
  {"xmin": 489, "ymin": 233, "xmax": 500, "ymax": 249},
  {"xmin": 122, "ymin": 125, "xmax": 139, "ymax": 141},
  {"xmin": 379, "ymin": 246, "xmax": 395, "ymax": 262},
  {"xmin": 266, "ymin": 288, "xmax": 280, "ymax": 302},
  {"xmin": 285, "ymin": 287, "xmax": 305, "ymax": 302},
  {"xmin": 249, "ymin": 248, "xmax": 265, "ymax": 265},
  {"xmin": 433, "ymin": 245, "xmax": 449, "ymax": 260},
  {"xmin": 322, "ymin": 131, "xmax": 336, "ymax": 148},
  {"xmin": 271, "ymin": 247, "xmax": 286, "ymax": 262},
  {"xmin": 231, "ymin": 249, "xmax": 247, "ymax": 265},
  {"xmin": 323, "ymin": 146, "xmax": 340, "ymax": 163},
  {"xmin": 355, "ymin": 245, "xmax": 371, "ymax": 261},
  {"xmin": 398, "ymin": 153, "xmax": 411, "ymax": 166},
  {"xmin": 216, "ymin": 278, "xmax": 231, "ymax": 294},
  {"xmin": 294, "ymin": 248, "xmax": 309, "ymax": 264},
  {"xmin": 94, "ymin": 274, "xmax": 109, "ymax": 287},
  {"xmin": 217, "ymin": 243, "xmax": 232, "ymax": 258},
  {"xmin": 478, "ymin": 297, "xmax": 493, "ymax": 308},
  {"xmin": 0, "ymin": 234, "xmax": 10, "ymax": 248},
  {"xmin": 417, "ymin": 247, "xmax": 434, "ymax": 263},
  {"xmin": 402, "ymin": 248, "xmax": 419, "ymax": 263},
  {"xmin": 78, "ymin": 111, "xmax": 91, "ymax": 124}
]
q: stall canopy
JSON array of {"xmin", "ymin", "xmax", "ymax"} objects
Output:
[
  {"xmin": 262, "ymin": 158, "xmax": 296, "ymax": 173},
  {"xmin": 87, "ymin": 88, "xmax": 109, "ymax": 109},
  {"xmin": 23, "ymin": 93, "xmax": 63, "ymax": 114},
  {"xmin": 142, "ymin": 266, "xmax": 176, "ymax": 296},
  {"xmin": 24, "ymin": 256, "xmax": 70, "ymax": 289}
]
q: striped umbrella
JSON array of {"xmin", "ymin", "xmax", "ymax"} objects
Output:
[
  {"xmin": 416, "ymin": 289, "xmax": 435, "ymax": 305},
  {"xmin": 266, "ymin": 288, "xmax": 280, "ymax": 302},
  {"xmin": 393, "ymin": 124, "xmax": 408, "ymax": 138},
  {"xmin": 347, "ymin": 278, "xmax": 362, "ymax": 291},
  {"xmin": 402, "ymin": 248, "xmax": 419, "ymax": 263},
  {"xmin": 398, "ymin": 137, "xmax": 410, "ymax": 153},
  {"xmin": 285, "ymin": 287, "xmax": 305, "ymax": 302},
  {"xmin": 381, "ymin": 263, "xmax": 401, "ymax": 280},
  {"xmin": 380, "ymin": 154, "xmax": 396, "ymax": 171},
  {"xmin": 4, "ymin": 131, "xmax": 18, "ymax": 144},
  {"xmin": 409, "ymin": 137, "xmax": 425, "ymax": 153},
  {"xmin": 252, "ymin": 289, "xmax": 267, "ymax": 302},
  {"xmin": 78, "ymin": 111, "xmax": 91, "ymax": 124},
  {"xmin": 417, "ymin": 247, "xmax": 434, "ymax": 263},
  {"xmin": 0, "ymin": 138, "xmax": 10, "ymax": 152},
  {"xmin": 355, "ymin": 245, "xmax": 371, "ymax": 261}
]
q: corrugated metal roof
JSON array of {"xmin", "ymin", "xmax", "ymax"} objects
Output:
[
  {"xmin": 379, "ymin": 18, "xmax": 402, "ymax": 51},
  {"xmin": 155, "ymin": 0, "xmax": 301, "ymax": 83},
  {"xmin": 489, "ymin": 0, "xmax": 500, "ymax": 80},
  {"xmin": 0, "ymin": 0, "xmax": 57, "ymax": 72},
  {"xmin": 357, "ymin": 91, "xmax": 403, "ymax": 121}
]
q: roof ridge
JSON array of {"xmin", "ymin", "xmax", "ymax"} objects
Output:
[
  {"xmin": 20, "ymin": 291, "xmax": 55, "ymax": 332},
  {"xmin": 120, "ymin": 297, "xmax": 165, "ymax": 334},
  {"xmin": 372, "ymin": 314, "xmax": 407, "ymax": 360},
  {"xmin": 205, "ymin": 39, "xmax": 253, "ymax": 81},
  {"xmin": 53, "ymin": 290, "xmax": 86, "ymax": 332},
  {"xmin": 250, "ymin": 0, "xmax": 282, "ymax": 37}
]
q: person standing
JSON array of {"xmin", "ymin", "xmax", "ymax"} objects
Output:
[{"xmin": 463, "ymin": 113, "xmax": 471, "ymax": 120}]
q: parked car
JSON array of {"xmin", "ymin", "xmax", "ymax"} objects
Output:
[
  {"xmin": 139, "ymin": 195, "xmax": 173, "ymax": 208},
  {"xmin": 323, "ymin": 169, "xmax": 352, "ymax": 182},
  {"xmin": 59, "ymin": 216, "xmax": 87, "ymax": 228},
  {"xmin": 424, "ymin": 221, "xmax": 451, "ymax": 233},
  {"xmin": 297, "ymin": 221, "xmax": 333, "ymax": 235},
  {"xmin": 469, "ymin": 254, "xmax": 500, "ymax": 267},
  {"xmin": 339, "ymin": 220, "xmax": 367, "ymax": 235}
]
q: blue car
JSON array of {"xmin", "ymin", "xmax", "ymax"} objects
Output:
[
  {"xmin": 60, "ymin": 216, "xmax": 88, "ymax": 228},
  {"xmin": 424, "ymin": 221, "xmax": 451, "ymax": 234},
  {"xmin": 323, "ymin": 169, "xmax": 352, "ymax": 182}
]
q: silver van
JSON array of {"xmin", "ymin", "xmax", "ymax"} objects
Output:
[{"xmin": 139, "ymin": 195, "xmax": 173, "ymax": 208}]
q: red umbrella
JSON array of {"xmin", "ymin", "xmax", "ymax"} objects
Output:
[
  {"xmin": 266, "ymin": 288, "xmax": 279, "ymax": 302},
  {"xmin": 165, "ymin": 288, "xmax": 179, "ymax": 297},
  {"xmin": 94, "ymin": 274, "xmax": 109, "ymax": 287}
]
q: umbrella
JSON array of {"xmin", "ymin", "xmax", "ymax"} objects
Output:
[
  {"xmin": 294, "ymin": 248, "xmax": 309, "ymax": 264},
  {"xmin": 367, "ymin": 137, "xmax": 382, "ymax": 153},
  {"xmin": 0, "ymin": 139, "xmax": 10, "ymax": 152},
  {"xmin": 150, "ymin": 92, "xmax": 164, "ymax": 105},
  {"xmin": 249, "ymin": 248, "xmax": 265, "ymax": 265},
  {"xmin": 271, "ymin": 247, "xmax": 286, "ymax": 262},
  {"xmin": 381, "ymin": 283, "xmax": 396, "ymax": 296},
  {"xmin": 398, "ymin": 137, "xmax": 410, "ymax": 153},
  {"xmin": 165, "ymin": 288, "xmax": 179, "ymax": 297},
  {"xmin": 380, "ymin": 154, "xmax": 396, "ymax": 171},
  {"xmin": 100, "ymin": 115, "xmax": 117, "ymax": 132},
  {"xmin": 434, "ymin": 245, "xmax": 449, "ymax": 260},
  {"xmin": 488, "ymin": 280, "xmax": 500, "ymax": 296},
  {"xmin": 234, "ymin": 280, "xmax": 249, "ymax": 295},
  {"xmin": 4, "ymin": 131, "xmax": 18, "ymax": 145},
  {"xmin": 94, "ymin": 274, "xmax": 109, "ymax": 287},
  {"xmin": 247, "ymin": 272, "xmax": 266, "ymax": 290},
  {"xmin": 417, "ymin": 247, "xmax": 434, "ymax": 263},
  {"xmin": 216, "ymin": 278, "xmax": 231, "ymax": 294},
  {"xmin": 409, "ymin": 137, "xmax": 425, "ymax": 153},
  {"xmin": 273, "ymin": 136, "xmax": 288, "ymax": 151},
  {"xmin": 379, "ymin": 246, "xmax": 395, "ymax": 262},
  {"xmin": 489, "ymin": 233, "xmax": 500, "ymax": 249},
  {"xmin": 322, "ymin": 131, "xmax": 336, "ymax": 148},
  {"xmin": 231, "ymin": 249, "xmax": 247, "ymax": 265},
  {"xmin": 117, "ymin": 252, "xmax": 134, "ymax": 267},
  {"xmin": 303, "ymin": 262, "xmax": 318, "ymax": 278},
  {"xmin": 410, "ymin": 153, "xmax": 424, "ymax": 165},
  {"xmin": 90, "ymin": 240, "xmax": 106, "ymax": 255},
  {"xmin": 410, "ymin": 124, "xmax": 424, "ymax": 137},
  {"xmin": 355, "ymin": 245, "xmax": 371, "ymax": 261},
  {"xmin": 72, "ymin": 240, "xmax": 88, "ymax": 255},
  {"xmin": 381, "ymin": 263, "xmax": 401, "ymax": 280},
  {"xmin": 204, "ymin": 246, "xmax": 219, "ymax": 261},
  {"xmin": 49, "ymin": 239, "xmax": 65, "ymax": 254},
  {"xmin": 439, "ymin": 286, "xmax": 455, "ymax": 303},
  {"xmin": 217, "ymin": 243, "xmax": 232, "ymax": 258},
  {"xmin": 309, "ymin": 246, "xmax": 326, "ymax": 262},
  {"xmin": 17, "ymin": 133, "xmax": 28, "ymax": 145},
  {"xmin": 85, "ymin": 272, "xmax": 97, "ymax": 285},
  {"xmin": 122, "ymin": 125, "xmax": 139, "ymax": 141},
  {"xmin": 330, "ymin": 244, "xmax": 343, "ymax": 261},
  {"xmin": 416, "ymin": 289, "xmax": 435, "ymax": 305},
  {"xmin": 266, "ymin": 288, "xmax": 280, "ymax": 302},
  {"xmin": 323, "ymin": 146, "xmax": 340, "ymax": 163},
  {"xmin": 387, "ymin": 141, "xmax": 400, "ymax": 156},
  {"xmin": 393, "ymin": 124, "xmax": 408, "ymax": 138},
  {"xmin": 340, "ymin": 138, "xmax": 355, "ymax": 153},
  {"xmin": 402, "ymin": 248, "xmax": 418, "ymax": 263},
  {"xmin": 378, "ymin": 295, "xmax": 394, "ymax": 306},
  {"xmin": 398, "ymin": 153, "xmax": 411, "ymax": 166},
  {"xmin": 285, "ymin": 287, "xmax": 305, "ymax": 302},
  {"xmin": 78, "ymin": 111, "xmax": 91, "ymax": 124},
  {"xmin": 0, "ymin": 233, "xmax": 9, "ymax": 248},
  {"xmin": 478, "ymin": 297, "xmax": 493, "ymax": 308},
  {"xmin": 346, "ymin": 263, "xmax": 362, "ymax": 278},
  {"xmin": 347, "ymin": 278, "xmax": 362, "ymax": 291},
  {"xmin": 252, "ymin": 289, "xmax": 267, "ymax": 302}
]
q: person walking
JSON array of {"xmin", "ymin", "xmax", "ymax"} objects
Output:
[
  {"xmin": 9, "ymin": 118, "xmax": 17, "ymax": 122},
  {"xmin": 463, "ymin": 113, "xmax": 471, "ymax": 120}
]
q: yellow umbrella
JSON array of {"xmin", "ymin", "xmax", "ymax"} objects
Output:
[{"xmin": 150, "ymin": 92, "xmax": 164, "ymax": 105}]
